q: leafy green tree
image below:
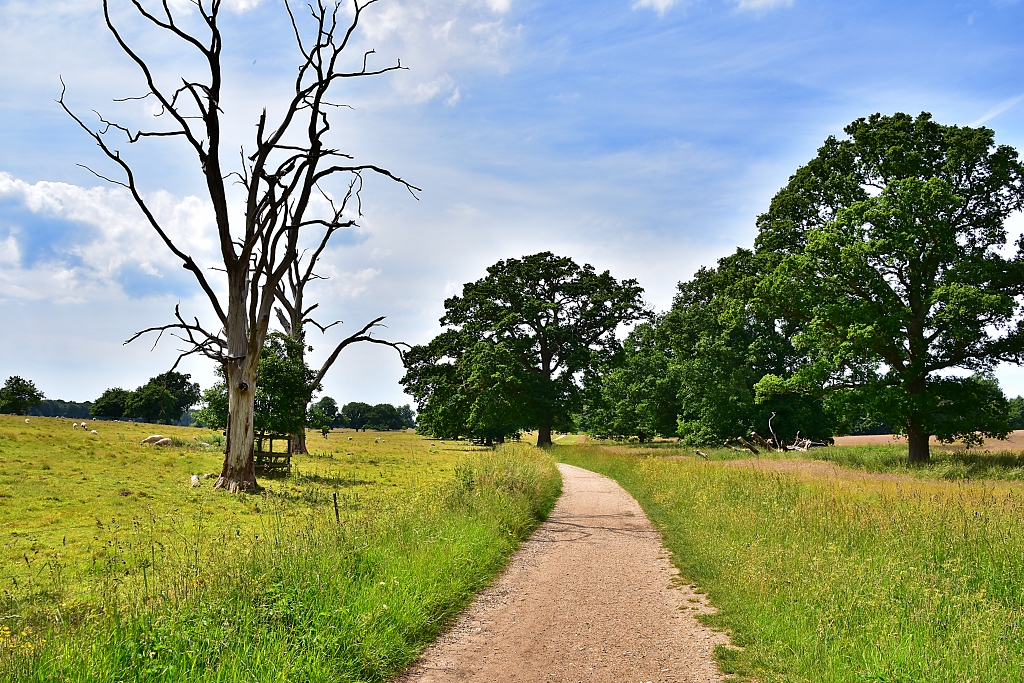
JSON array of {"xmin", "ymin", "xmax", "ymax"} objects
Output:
[
  {"xmin": 401, "ymin": 332, "xmax": 513, "ymax": 442},
  {"xmin": 365, "ymin": 404, "xmax": 405, "ymax": 431},
  {"xmin": 341, "ymin": 402, "xmax": 373, "ymax": 431},
  {"xmin": 312, "ymin": 396, "xmax": 338, "ymax": 422},
  {"xmin": 91, "ymin": 388, "xmax": 131, "ymax": 418},
  {"xmin": 583, "ymin": 321, "xmax": 680, "ymax": 442},
  {"xmin": 755, "ymin": 112, "xmax": 1024, "ymax": 462},
  {"xmin": 660, "ymin": 249, "xmax": 836, "ymax": 446},
  {"xmin": 420, "ymin": 252, "xmax": 648, "ymax": 446},
  {"xmin": 152, "ymin": 372, "xmax": 202, "ymax": 422},
  {"xmin": 194, "ymin": 383, "xmax": 229, "ymax": 431},
  {"xmin": 0, "ymin": 376, "xmax": 44, "ymax": 415},
  {"xmin": 307, "ymin": 407, "xmax": 333, "ymax": 439},
  {"xmin": 1008, "ymin": 396, "xmax": 1024, "ymax": 431},
  {"xmin": 124, "ymin": 372, "xmax": 201, "ymax": 424},
  {"xmin": 125, "ymin": 383, "xmax": 178, "ymax": 423},
  {"xmin": 398, "ymin": 404, "xmax": 416, "ymax": 429},
  {"xmin": 28, "ymin": 399, "xmax": 92, "ymax": 418},
  {"xmin": 253, "ymin": 334, "xmax": 318, "ymax": 437}
]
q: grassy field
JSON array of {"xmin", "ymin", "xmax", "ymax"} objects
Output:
[
  {"xmin": 587, "ymin": 437, "xmax": 1024, "ymax": 481},
  {"xmin": 558, "ymin": 444, "xmax": 1024, "ymax": 683},
  {"xmin": 0, "ymin": 415, "xmax": 561, "ymax": 681}
]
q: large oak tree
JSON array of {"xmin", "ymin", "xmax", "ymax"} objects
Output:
[
  {"xmin": 404, "ymin": 252, "xmax": 648, "ymax": 447},
  {"xmin": 755, "ymin": 112, "xmax": 1024, "ymax": 463}
]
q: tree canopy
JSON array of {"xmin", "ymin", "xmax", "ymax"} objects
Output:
[
  {"xmin": 403, "ymin": 252, "xmax": 648, "ymax": 446},
  {"xmin": 91, "ymin": 388, "xmax": 131, "ymax": 419},
  {"xmin": 581, "ymin": 320, "xmax": 680, "ymax": 443},
  {"xmin": 340, "ymin": 402, "xmax": 373, "ymax": 432},
  {"xmin": 118, "ymin": 372, "xmax": 201, "ymax": 424},
  {"xmin": 754, "ymin": 112, "xmax": 1024, "ymax": 462},
  {"xmin": 0, "ymin": 376, "xmax": 44, "ymax": 415}
]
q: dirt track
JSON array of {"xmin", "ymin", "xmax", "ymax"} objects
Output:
[{"xmin": 396, "ymin": 464, "xmax": 729, "ymax": 683}]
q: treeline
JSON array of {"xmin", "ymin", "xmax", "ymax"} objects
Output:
[
  {"xmin": 190, "ymin": 334, "xmax": 415, "ymax": 437},
  {"xmin": 2, "ymin": 334, "xmax": 415, "ymax": 440},
  {"xmin": 28, "ymin": 399, "xmax": 92, "ymax": 419},
  {"xmin": 0, "ymin": 373, "xmax": 201, "ymax": 424},
  {"xmin": 90, "ymin": 373, "xmax": 201, "ymax": 424},
  {"xmin": 405, "ymin": 113, "xmax": 1024, "ymax": 463},
  {"xmin": 309, "ymin": 398, "xmax": 416, "ymax": 432}
]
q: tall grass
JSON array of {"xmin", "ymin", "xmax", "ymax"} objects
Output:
[
  {"xmin": 1, "ymin": 445, "xmax": 560, "ymax": 682},
  {"xmin": 610, "ymin": 439, "xmax": 1024, "ymax": 482},
  {"xmin": 559, "ymin": 446, "xmax": 1024, "ymax": 683}
]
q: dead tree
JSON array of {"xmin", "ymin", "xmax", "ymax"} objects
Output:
[
  {"xmin": 60, "ymin": 0, "xmax": 418, "ymax": 492},
  {"xmin": 272, "ymin": 178, "xmax": 409, "ymax": 453}
]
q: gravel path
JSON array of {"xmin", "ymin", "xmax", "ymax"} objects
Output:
[{"xmin": 396, "ymin": 463, "xmax": 730, "ymax": 683}]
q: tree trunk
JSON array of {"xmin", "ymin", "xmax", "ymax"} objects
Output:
[
  {"xmin": 905, "ymin": 373, "xmax": 931, "ymax": 465},
  {"xmin": 292, "ymin": 427, "xmax": 309, "ymax": 455},
  {"xmin": 496, "ymin": 434, "xmax": 505, "ymax": 444},
  {"xmin": 485, "ymin": 435, "xmax": 493, "ymax": 447},
  {"xmin": 907, "ymin": 422, "xmax": 931, "ymax": 464},
  {"xmin": 215, "ymin": 358, "xmax": 259, "ymax": 492},
  {"xmin": 537, "ymin": 425, "xmax": 552, "ymax": 448},
  {"xmin": 638, "ymin": 430, "xmax": 646, "ymax": 444}
]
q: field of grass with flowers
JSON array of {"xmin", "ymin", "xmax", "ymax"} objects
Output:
[
  {"xmin": 0, "ymin": 416, "xmax": 560, "ymax": 681},
  {"xmin": 558, "ymin": 444, "xmax": 1024, "ymax": 683}
]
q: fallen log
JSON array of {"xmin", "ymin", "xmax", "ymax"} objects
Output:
[
  {"xmin": 749, "ymin": 432, "xmax": 773, "ymax": 451},
  {"xmin": 736, "ymin": 437, "xmax": 760, "ymax": 455}
]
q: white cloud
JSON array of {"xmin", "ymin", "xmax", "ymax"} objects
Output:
[
  {"xmin": 221, "ymin": 0, "xmax": 265, "ymax": 11},
  {"xmin": 413, "ymin": 74, "xmax": 456, "ymax": 103},
  {"xmin": 317, "ymin": 266, "xmax": 382, "ymax": 300},
  {"xmin": 0, "ymin": 232, "xmax": 20, "ymax": 266},
  {"xmin": 356, "ymin": 0, "xmax": 520, "ymax": 104},
  {"xmin": 445, "ymin": 87, "xmax": 462, "ymax": 106},
  {"xmin": 0, "ymin": 171, "xmax": 219, "ymax": 301},
  {"xmin": 735, "ymin": 0, "xmax": 793, "ymax": 10},
  {"xmin": 633, "ymin": 0, "xmax": 678, "ymax": 15},
  {"xmin": 486, "ymin": 0, "xmax": 514, "ymax": 13},
  {"xmin": 168, "ymin": 0, "xmax": 264, "ymax": 13}
]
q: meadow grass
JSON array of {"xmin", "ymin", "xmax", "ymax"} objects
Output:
[
  {"xmin": 0, "ymin": 416, "xmax": 561, "ymax": 681},
  {"xmin": 558, "ymin": 444, "xmax": 1024, "ymax": 683},
  {"xmin": 0, "ymin": 416, "xmax": 469, "ymax": 596},
  {"xmin": 592, "ymin": 436, "xmax": 1024, "ymax": 482}
]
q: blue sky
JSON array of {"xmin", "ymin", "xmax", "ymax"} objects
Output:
[{"xmin": 2, "ymin": 0, "xmax": 1024, "ymax": 406}]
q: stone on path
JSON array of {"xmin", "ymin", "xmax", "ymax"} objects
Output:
[{"xmin": 396, "ymin": 463, "xmax": 730, "ymax": 683}]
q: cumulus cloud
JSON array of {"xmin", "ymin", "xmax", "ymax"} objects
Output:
[
  {"xmin": 0, "ymin": 232, "xmax": 20, "ymax": 266},
  {"xmin": 0, "ymin": 172, "xmax": 218, "ymax": 302},
  {"xmin": 356, "ymin": 0, "xmax": 521, "ymax": 105},
  {"xmin": 485, "ymin": 0, "xmax": 514, "ymax": 12}
]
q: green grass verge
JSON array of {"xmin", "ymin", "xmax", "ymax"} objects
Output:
[
  {"xmin": 1, "ymin": 444, "xmax": 560, "ymax": 682},
  {"xmin": 558, "ymin": 445, "xmax": 1024, "ymax": 683}
]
